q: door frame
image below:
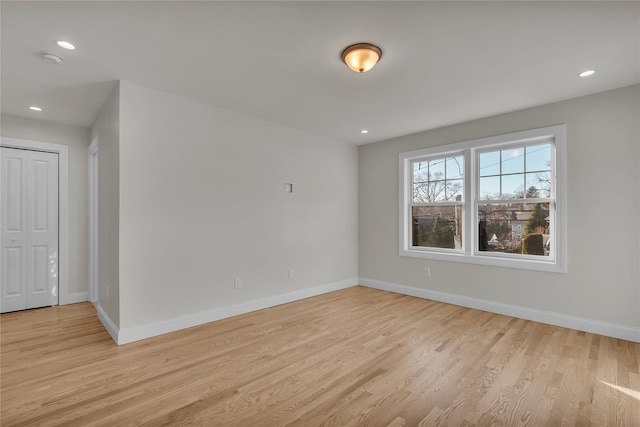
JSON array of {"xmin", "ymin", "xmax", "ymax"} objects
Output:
[
  {"xmin": 88, "ymin": 138, "xmax": 98, "ymax": 304},
  {"xmin": 1, "ymin": 137, "xmax": 70, "ymax": 305}
]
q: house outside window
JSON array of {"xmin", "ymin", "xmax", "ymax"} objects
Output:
[{"xmin": 399, "ymin": 125, "xmax": 566, "ymax": 273}]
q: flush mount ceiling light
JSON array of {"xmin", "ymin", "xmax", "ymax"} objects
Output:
[
  {"xmin": 360, "ymin": 129, "xmax": 369, "ymax": 134},
  {"xmin": 578, "ymin": 69, "xmax": 596, "ymax": 77},
  {"xmin": 29, "ymin": 106, "xmax": 43, "ymax": 112},
  {"xmin": 341, "ymin": 43, "xmax": 382, "ymax": 73},
  {"xmin": 56, "ymin": 40, "xmax": 76, "ymax": 50}
]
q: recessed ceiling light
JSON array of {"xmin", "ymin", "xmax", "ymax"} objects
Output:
[
  {"xmin": 578, "ymin": 69, "xmax": 596, "ymax": 77},
  {"xmin": 29, "ymin": 106, "xmax": 43, "ymax": 112},
  {"xmin": 42, "ymin": 52, "xmax": 63, "ymax": 64},
  {"xmin": 360, "ymin": 129, "xmax": 369, "ymax": 134},
  {"xmin": 56, "ymin": 41, "xmax": 76, "ymax": 50}
]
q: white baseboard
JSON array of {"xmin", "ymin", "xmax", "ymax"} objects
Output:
[
  {"xmin": 359, "ymin": 278, "xmax": 640, "ymax": 343},
  {"xmin": 96, "ymin": 304, "xmax": 119, "ymax": 344},
  {"xmin": 116, "ymin": 278, "xmax": 358, "ymax": 345},
  {"xmin": 64, "ymin": 292, "xmax": 89, "ymax": 305}
]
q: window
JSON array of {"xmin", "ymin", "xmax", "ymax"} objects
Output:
[
  {"xmin": 399, "ymin": 125, "xmax": 566, "ymax": 272},
  {"xmin": 411, "ymin": 154, "xmax": 464, "ymax": 250}
]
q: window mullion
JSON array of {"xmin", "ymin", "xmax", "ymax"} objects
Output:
[
  {"xmin": 465, "ymin": 147, "xmax": 474, "ymax": 255},
  {"xmin": 477, "ymin": 197, "xmax": 554, "ymax": 205}
]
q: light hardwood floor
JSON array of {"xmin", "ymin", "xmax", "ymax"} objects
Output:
[{"xmin": 1, "ymin": 286, "xmax": 639, "ymax": 426}]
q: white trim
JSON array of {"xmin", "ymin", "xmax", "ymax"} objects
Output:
[
  {"xmin": 96, "ymin": 304, "xmax": 119, "ymax": 343},
  {"xmin": 115, "ymin": 278, "xmax": 358, "ymax": 345},
  {"xmin": 66, "ymin": 292, "xmax": 89, "ymax": 304},
  {"xmin": 0, "ymin": 137, "xmax": 70, "ymax": 305},
  {"xmin": 359, "ymin": 277, "xmax": 640, "ymax": 343},
  {"xmin": 399, "ymin": 125, "xmax": 567, "ymax": 273},
  {"xmin": 554, "ymin": 125, "xmax": 568, "ymax": 272},
  {"xmin": 87, "ymin": 138, "xmax": 99, "ymax": 304}
]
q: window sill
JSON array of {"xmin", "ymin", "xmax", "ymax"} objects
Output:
[{"xmin": 400, "ymin": 248, "xmax": 566, "ymax": 273}]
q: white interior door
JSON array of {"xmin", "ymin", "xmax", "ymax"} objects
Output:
[{"xmin": 1, "ymin": 147, "xmax": 59, "ymax": 313}]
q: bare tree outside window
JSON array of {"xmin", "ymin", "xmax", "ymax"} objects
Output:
[{"xmin": 411, "ymin": 155, "xmax": 464, "ymax": 249}]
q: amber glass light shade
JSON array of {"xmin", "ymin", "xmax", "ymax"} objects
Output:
[{"xmin": 341, "ymin": 43, "xmax": 382, "ymax": 73}]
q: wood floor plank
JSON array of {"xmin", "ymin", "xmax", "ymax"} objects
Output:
[{"xmin": 1, "ymin": 286, "xmax": 639, "ymax": 426}]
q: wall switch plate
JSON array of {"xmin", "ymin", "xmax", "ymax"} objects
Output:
[
  {"xmin": 424, "ymin": 267, "xmax": 431, "ymax": 278},
  {"xmin": 284, "ymin": 183, "xmax": 293, "ymax": 193},
  {"xmin": 288, "ymin": 269, "xmax": 294, "ymax": 279},
  {"xmin": 234, "ymin": 277, "xmax": 242, "ymax": 289}
]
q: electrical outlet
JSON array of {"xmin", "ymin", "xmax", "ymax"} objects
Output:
[
  {"xmin": 234, "ymin": 277, "xmax": 242, "ymax": 289},
  {"xmin": 424, "ymin": 267, "xmax": 431, "ymax": 278}
]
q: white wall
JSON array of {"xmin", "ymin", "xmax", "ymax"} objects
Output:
[
  {"xmin": 90, "ymin": 83, "xmax": 120, "ymax": 327},
  {"xmin": 1, "ymin": 114, "xmax": 90, "ymax": 298},
  {"xmin": 117, "ymin": 81, "xmax": 358, "ymax": 330},
  {"xmin": 359, "ymin": 85, "xmax": 640, "ymax": 333}
]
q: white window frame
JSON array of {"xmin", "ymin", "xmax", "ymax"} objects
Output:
[{"xmin": 399, "ymin": 125, "xmax": 567, "ymax": 273}]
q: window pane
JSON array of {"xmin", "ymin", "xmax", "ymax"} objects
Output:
[
  {"xmin": 525, "ymin": 172, "xmax": 551, "ymax": 198},
  {"xmin": 412, "ymin": 206, "xmax": 463, "ymax": 249},
  {"xmin": 412, "ymin": 161, "xmax": 430, "ymax": 203},
  {"xmin": 429, "ymin": 158, "xmax": 445, "ymax": 180},
  {"xmin": 501, "ymin": 148, "xmax": 524, "ymax": 174},
  {"xmin": 480, "ymin": 176, "xmax": 500, "ymax": 200},
  {"xmin": 414, "ymin": 178, "xmax": 447, "ymax": 202},
  {"xmin": 479, "ymin": 151, "xmax": 500, "ymax": 177},
  {"xmin": 501, "ymin": 173, "xmax": 525, "ymax": 199},
  {"xmin": 433, "ymin": 181, "xmax": 448, "ymax": 202},
  {"xmin": 478, "ymin": 202, "xmax": 550, "ymax": 256},
  {"xmin": 526, "ymin": 144, "xmax": 551, "ymax": 172},
  {"xmin": 446, "ymin": 179, "xmax": 463, "ymax": 201},
  {"xmin": 413, "ymin": 161, "xmax": 428, "ymax": 176},
  {"xmin": 446, "ymin": 156, "xmax": 464, "ymax": 179},
  {"xmin": 413, "ymin": 155, "xmax": 464, "ymax": 203},
  {"xmin": 413, "ymin": 182, "xmax": 427, "ymax": 203}
]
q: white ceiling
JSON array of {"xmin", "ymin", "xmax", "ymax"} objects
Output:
[{"xmin": 1, "ymin": 1, "xmax": 638, "ymax": 144}]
